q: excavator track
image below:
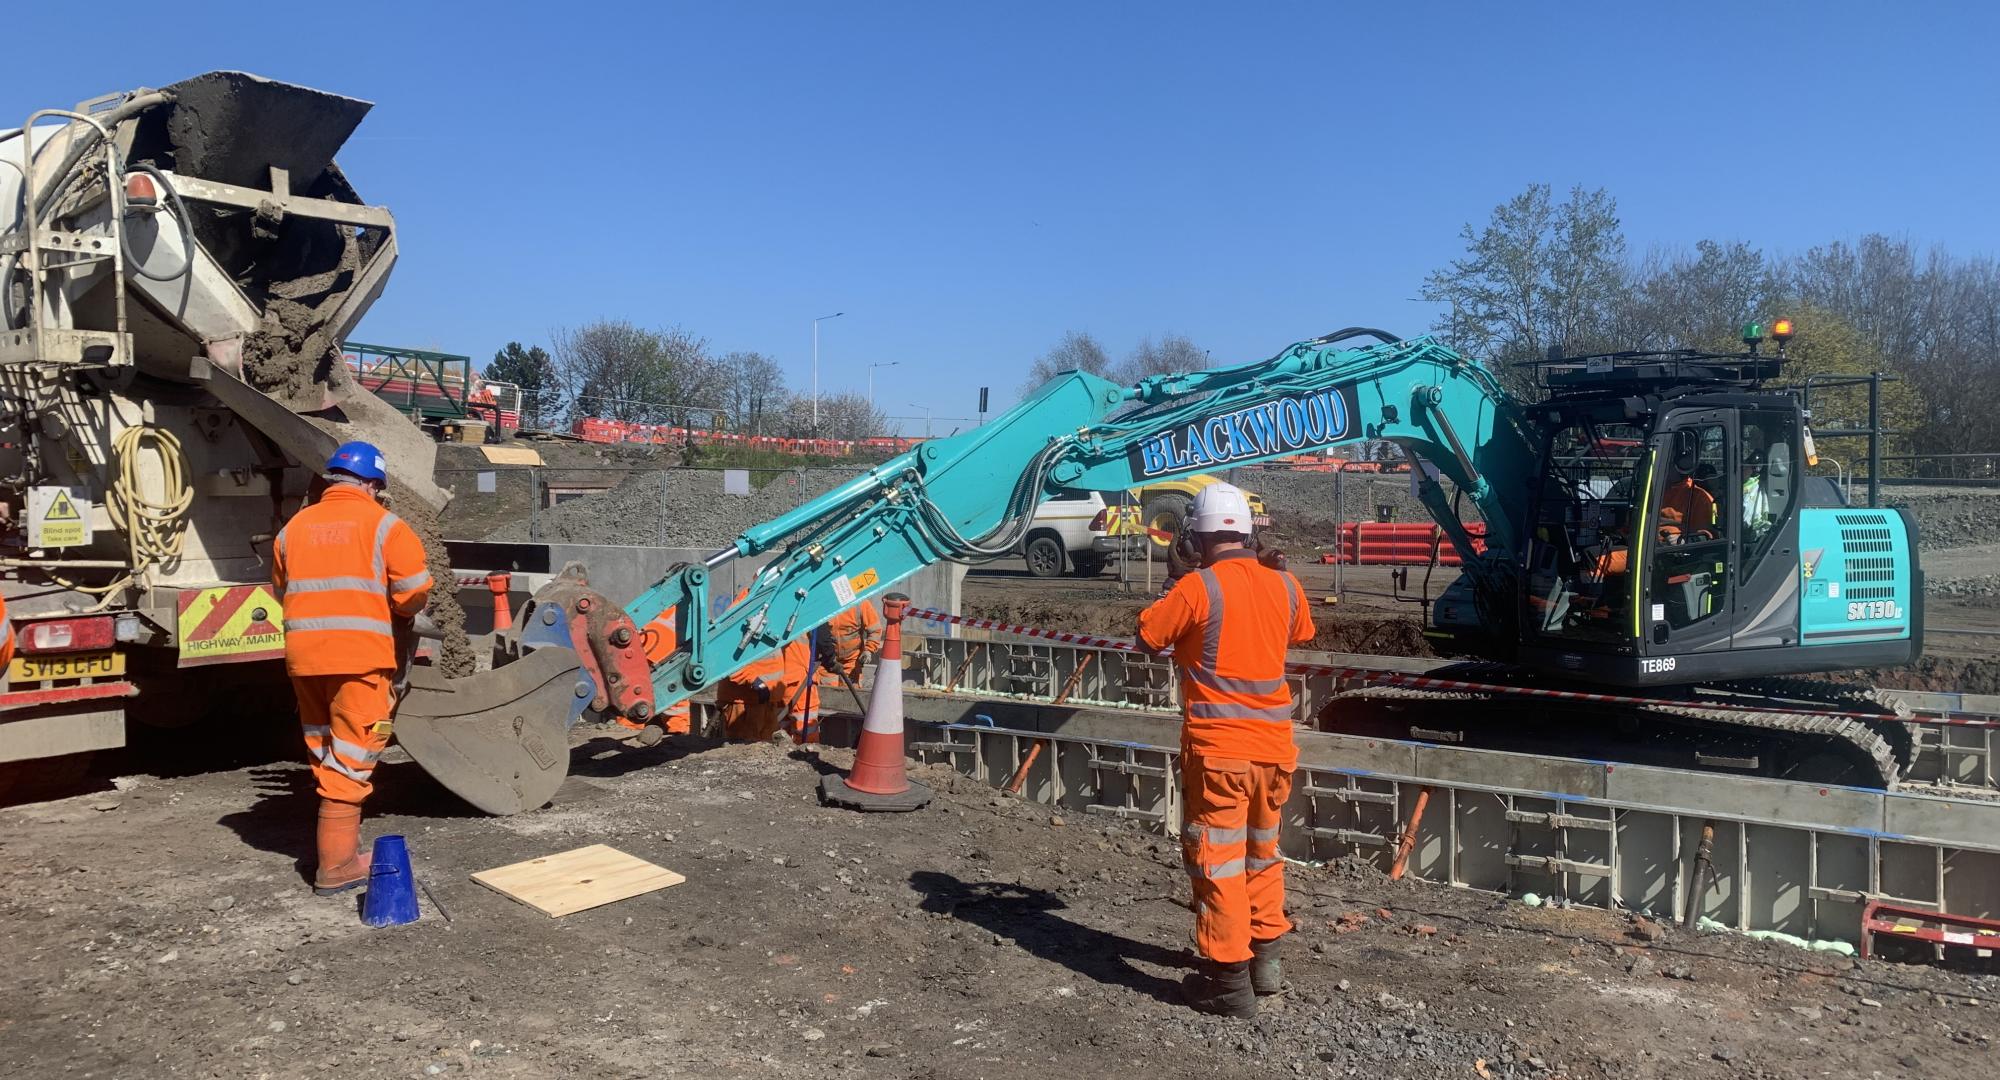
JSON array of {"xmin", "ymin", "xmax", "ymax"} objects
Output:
[
  {"xmin": 1704, "ymin": 676, "xmax": 1917, "ymax": 772},
  {"xmin": 1326, "ymin": 682, "xmax": 1900, "ymax": 789}
]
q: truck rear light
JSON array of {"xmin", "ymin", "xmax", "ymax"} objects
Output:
[
  {"xmin": 21, "ymin": 616, "xmax": 116, "ymax": 654},
  {"xmin": 1089, "ymin": 509, "xmax": 1108, "ymax": 531}
]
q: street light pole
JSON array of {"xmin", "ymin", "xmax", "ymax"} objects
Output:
[
  {"xmin": 908, "ymin": 402, "xmax": 932, "ymax": 438},
  {"xmin": 812, "ymin": 311, "xmax": 844, "ymax": 431},
  {"xmin": 867, "ymin": 361, "xmax": 899, "ymax": 408}
]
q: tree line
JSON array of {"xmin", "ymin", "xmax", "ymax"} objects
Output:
[
  {"xmin": 1421, "ymin": 183, "xmax": 1997, "ymax": 458},
  {"xmin": 1023, "ymin": 185, "xmax": 1997, "ymax": 463},
  {"xmin": 483, "ymin": 320, "xmax": 888, "ymax": 441},
  {"xmin": 1019, "ymin": 331, "xmax": 1210, "ymax": 393}
]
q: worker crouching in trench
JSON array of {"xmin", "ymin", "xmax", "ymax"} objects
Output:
[{"xmin": 1136, "ymin": 482, "xmax": 1315, "ymax": 1017}]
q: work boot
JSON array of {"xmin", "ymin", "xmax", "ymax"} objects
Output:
[
  {"xmin": 1181, "ymin": 959, "xmax": 1257, "ymax": 1018},
  {"xmin": 312, "ymin": 800, "xmax": 371, "ymax": 896},
  {"xmin": 1250, "ymin": 937, "xmax": 1284, "ymax": 995}
]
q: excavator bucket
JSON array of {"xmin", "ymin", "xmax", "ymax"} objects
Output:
[{"xmin": 392, "ymin": 647, "xmax": 585, "ymax": 815}]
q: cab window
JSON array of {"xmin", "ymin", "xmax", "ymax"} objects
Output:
[
  {"xmin": 1739, "ymin": 410, "xmax": 1799, "ymax": 578},
  {"xmin": 1651, "ymin": 423, "xmax": 1729, "ymax": 634}
]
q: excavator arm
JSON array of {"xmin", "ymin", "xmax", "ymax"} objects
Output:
[
  {"xmin": 630, "ymin": 329, "xmax": 1535, "ymax": 719},
  {"xmin": 402, "ymin": 329, "xmax": 1537, "ymax": 813}
]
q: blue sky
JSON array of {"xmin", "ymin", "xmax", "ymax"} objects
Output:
[{"xmin": 10, "ymin": 2, "xmax": 1996, "ymax": 435}]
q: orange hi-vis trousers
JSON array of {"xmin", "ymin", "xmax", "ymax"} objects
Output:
[
  {"xmin": 294, "ymin": 670, "xmax": 395, "ymax": 804},
  {"xmin": 1181, "ymin": 752, "xmax": 1294, "ymax": 964}
]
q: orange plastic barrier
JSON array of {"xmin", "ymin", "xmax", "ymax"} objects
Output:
[{"xmin": 1332, "ymin": 521, "xmax": 1487, "ymax": 566}]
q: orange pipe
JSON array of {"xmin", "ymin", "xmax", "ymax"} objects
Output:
[
  {"xmin": 943, "ymin": 642, "xmax": 985, "ymax": 695},
  {"xmin": 1389, "ymin": 786, "xmax": 1434, "ymax": 881},
  {"xmin": 1005, "ymin": 741, "xmax": 1046, "ymax": 795},
  {"xmin": 1052, "ymin": 653, "xmax": 1096, "ymax": 705}
]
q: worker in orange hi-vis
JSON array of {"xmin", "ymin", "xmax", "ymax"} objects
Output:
[
  {"xmin": 782, "ymin": 631, "xmax": 822, "ymax": 744},
  {"xmin": 634, "ymin": 605, "xmax": 693, "ymax": 736},
  {"xmin": 817, "ymin": 599, "xmax": 883, "ymax": 686},
  {"xmin": 272, "ymin": 442, "xmax": 432, "ymax": 896},
  {"xmin": 1137, "ymin": 482, "xmax": 1314, "ymax": 1018},
  {"xmin": 709, "ymin": 588, "xmax": 804, "ymax": 742},
  {"xmin": 716, "ymin": 638, "xmax": 811, "ymax": 742},
  {"xmin": 0, "ymin": 593, "xmax": 14, "ymax": 673}
]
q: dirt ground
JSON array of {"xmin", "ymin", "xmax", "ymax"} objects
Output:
[{"xmin": 4, "ymin": 724, "xmax": 1998, "ymax": 1080}]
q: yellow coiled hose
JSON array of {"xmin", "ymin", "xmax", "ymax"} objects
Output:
[{"xmin": 49, "ymin": 425, "xmax": 192, "ymax": 602}]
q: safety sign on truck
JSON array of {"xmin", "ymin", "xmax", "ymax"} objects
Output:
[
  {"xmin": 177, "ymin": 585, "xmax": 287, "ymax": 667},
  {"xmin": 28, "ymin": 486, "xmax": 92, "ymax": 548}
]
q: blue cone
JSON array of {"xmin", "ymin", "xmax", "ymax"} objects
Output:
[{"xmin": 360, "ymin": 834, "xmax": 421, "ymax": 927}]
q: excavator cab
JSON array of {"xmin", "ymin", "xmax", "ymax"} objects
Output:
[{"xmin": 1510, "ymin": 350, "xmax": 1920, "ymax": 687}]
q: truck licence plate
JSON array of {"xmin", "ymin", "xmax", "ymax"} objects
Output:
[
  {"xmin": 1253, "ymin": 514, "xmax": 1273, "ymax": 527},
  {"xmin": 9, "ymin": 651, "xmax": 124, "ymax": 682}
]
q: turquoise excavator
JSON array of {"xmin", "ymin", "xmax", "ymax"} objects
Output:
[{"xmin": 400, "ymin": 325, "xmax": 1924, "ymax": 812}]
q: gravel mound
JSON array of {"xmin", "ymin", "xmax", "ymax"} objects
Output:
[
  {"xmin": 485, "ymin": 466, "xmax": 867, "ymax": 547},
  {"xmin": 1881, "ymin": 487, "xmax": 2000, "ymax": 550}
]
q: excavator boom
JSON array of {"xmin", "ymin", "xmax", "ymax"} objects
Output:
[{"xmin": 628, "ymin": 330, "xmax": 1534, "ymax": 719}]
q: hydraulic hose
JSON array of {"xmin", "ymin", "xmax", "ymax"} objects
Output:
[
  {"xmin": 910, "ymin": 437, "xmax": 1073, "ymax": 562},
  {"xmin": 121, "ymin": 162, "xmax": 194, "ymax": 284},
  {"xmin": 1308, "ymin": 327, "xmax": 1403, "ymax": 347}
]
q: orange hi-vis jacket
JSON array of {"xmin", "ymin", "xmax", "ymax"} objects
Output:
[
  {"xmin": 1660, "ymin": 477, "xmax": 1718, "ymax": 533},
  {"xmin": 0, "ymin": 593, "xmax": 13, "ymax": 671},
  {"xmin": 639, "ymin": 606, "xmax": 693, "ymax": 731},
  {"xmin": 824, "ymin": 599, "xmax": 883, "ymax": 677},
  {"xmin": 1138, "ymin": 548, "xmax": 1315, "ymax": 766},
  {"xmin": 717, "ymin": 587, "xmax": 809, "ymax": 701},
  {"xmin": 272, "ymin": 485, "xmax": 433, "ymax": 676}
]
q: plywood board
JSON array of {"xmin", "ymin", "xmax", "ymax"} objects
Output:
[
  {"xmin": 471, "ymin": 844, "xmax": 683, "ymax": 917},
  {"xmin": 479, "ymin": 446, "xmax": 545, "ymax": 466}
]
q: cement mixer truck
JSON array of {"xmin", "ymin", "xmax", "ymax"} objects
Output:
[{"xmin": 0, "ymin": 72, "xmax": 463, "ymax": 780}]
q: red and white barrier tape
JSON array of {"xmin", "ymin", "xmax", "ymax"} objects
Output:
[{"xmin": 901, "ymin": 606, "xmax": 2000, "ymax": 731}]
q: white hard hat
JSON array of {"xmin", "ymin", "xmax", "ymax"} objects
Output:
[{"xmin": 1189, "ymin": 482, "xmax": 1254, "ymax": 535}]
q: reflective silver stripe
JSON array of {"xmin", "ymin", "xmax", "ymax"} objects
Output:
[
  {"xmin": 1185, "ymin": 666, "xmax": 1286, "ymax": 696},
  {"xmin": 286, "ymin": 616, "xmax": 394, "ymax": 635},
  {"xmin": 0, "ymin": 622, "xmax": 12, "ymax": 651},
  {"xmin": 284, "ymin": 575, "xmax": 385, "ymax": 596},
  {"xmin": 1202, "ymin": 858, "xmax": 1245, "ymax": 880},
  {"xmin": 1286, "ymin": 575, "xmax": 1300, "ymax": 631},
  {"xmin": 390, "ymin": 569, "xmax": 432, "ymax": 593},
  {"xmin": 1249, "ymin": 826, "xmax": 1280, "ymax": 844},
  {"xmin": 1197, "ymin": 569, "xmax": 1223, "ymax": 672},
  {"xmin": 276, "ymin": 529, "xmax": 287, "ymax": 563},
  {"xmin": 371, "ymin": 513, "xmax": 401, "ymax": 579},
  {"xmin": 1246, "ymin": 855, "xmax": 1282, "ymax": 872},
  {"xmin": 1203, "ymin": 826, "xmax": 1246, "ymax": 845},
  {"xmin": 331, "ymin": 736, "xmax": 382, "ymax": 766},
  {"xmin": 302, "ymin": 724, "xmax": 332, "ymax": 739},
  {"xmin": 322, "ymin": 756, "xmax": 374, "ymax": 783},
  {"xmin": 1186, "ymin": 700, "xmax": 1296, "ymax": 723}
]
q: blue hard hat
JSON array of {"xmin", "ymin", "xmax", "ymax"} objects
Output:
[{"xmin": 327, "ymin": 441, "xmax": 388, "ymax": 482}]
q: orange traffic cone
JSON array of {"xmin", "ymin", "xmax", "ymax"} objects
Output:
[{"xmin": 820, "ymin": 594, "xmax": 932, "ymax": 812}]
